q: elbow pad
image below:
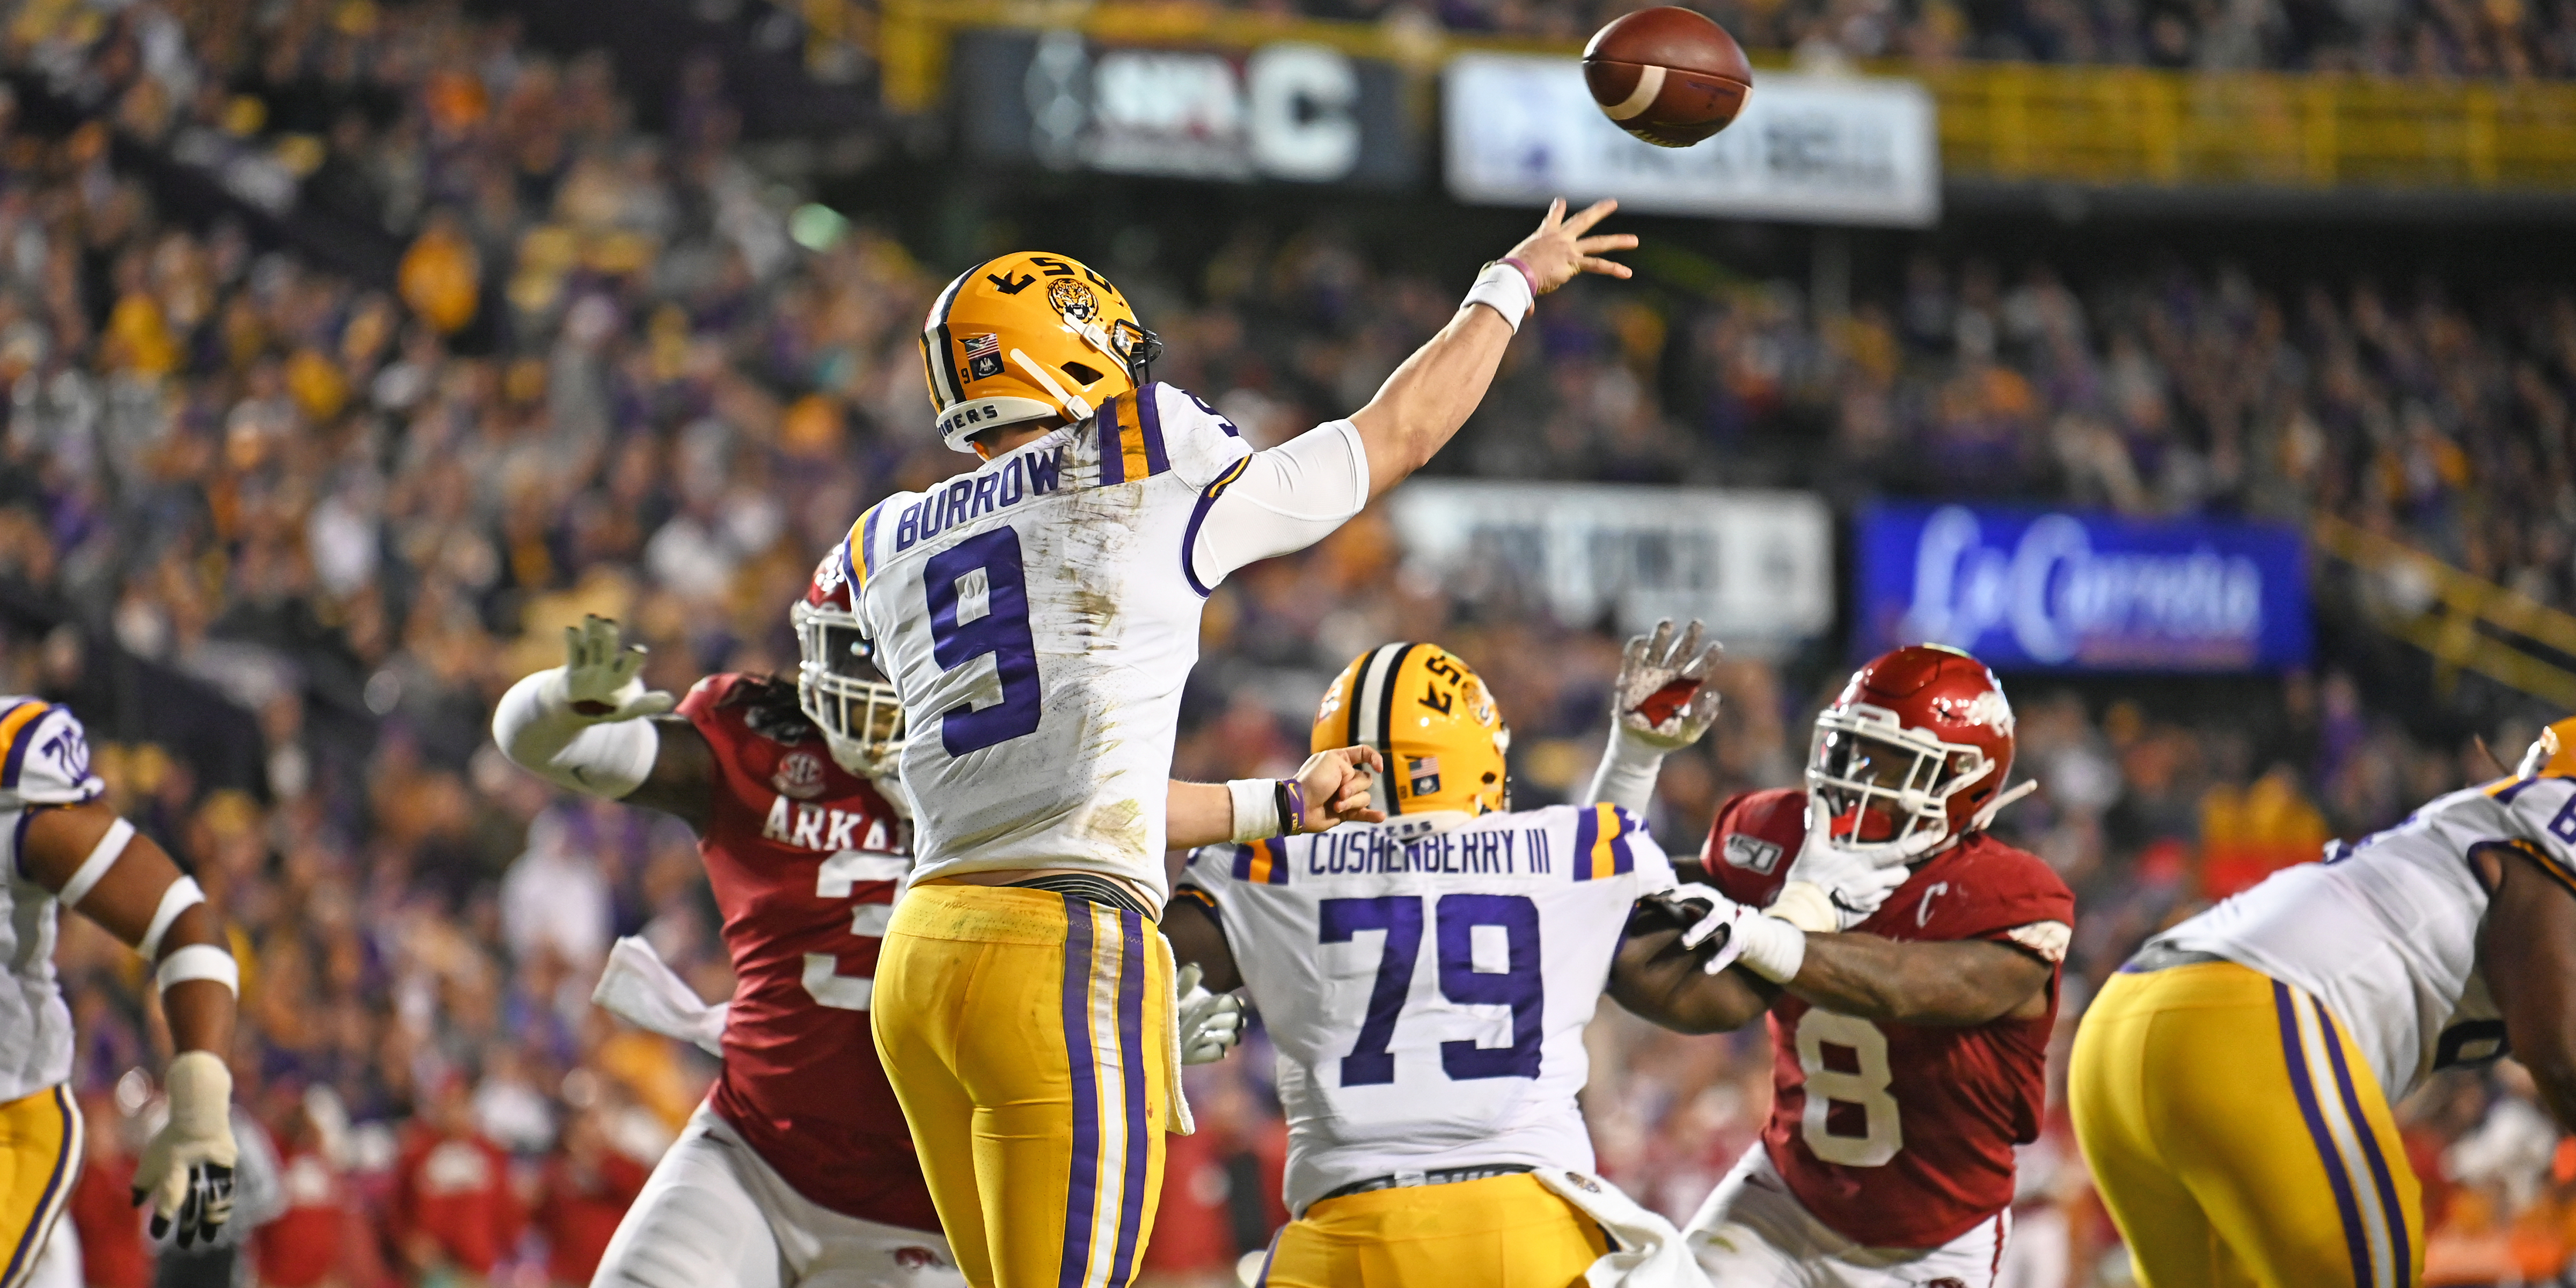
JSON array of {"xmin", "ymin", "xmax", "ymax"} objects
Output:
[{"xmin": 493, "ymin": 669, "xmax": 659, "ymax": 799}]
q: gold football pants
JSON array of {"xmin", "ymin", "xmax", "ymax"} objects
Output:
[
  {"xmin": 0, "ymin": 1085, "xmax": 80, "ymax": 1288},
  {"xmin": 1255, "ymin": 1173, "xmax": 1609, "ymax": 1287},
  {"xmin": 873, "ymin": 884, "xmax": 1176, "ymax": 1288},
  {"xmin": 2071, "ymin": 960, "xmax": 2421, "ymax": 1288}
]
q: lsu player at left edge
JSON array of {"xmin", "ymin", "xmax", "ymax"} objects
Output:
[
  {"xmin": 852, "ymin": 199, "xmax": 1636, "ymax": 1287},
  {"xmin": 1, "ymin": 696, "xmax": 243, "ymax": 1287}
]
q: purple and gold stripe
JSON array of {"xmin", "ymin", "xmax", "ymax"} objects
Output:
[
  {"xmin": 1571, "ymin": 804, "xmax": 1637, "ymax": 882},
  {"xmin": 0, "ymin": 702, "xmax": 51, "ymax": 791},
  {"xmin": 1232, "ymin": 838, "xmax": 1290, "ymax": 885},
  {"xmin": 1099, "ymin": 388, "xmax": 1172, "ymax": 488},
  {"xmin": 1058, "ymin": 899, "xmax": 1153, "ymax": 1288},
  {"xmin": 1108, "ymin": 910, "xmax": 1150, "ymax": 1286},
  {"xmin": 0, "ymin": 1086, "xmax": 82, "ymax": 1288},
  {"xmin": 2275, "ymin": 980, "xmax": 2405, "ymax": 1288}
]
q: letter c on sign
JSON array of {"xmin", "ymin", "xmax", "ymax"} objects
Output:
[
  {"xmin": 1247, "ymin": 43, "xmax": 1360, "ymax": 181},
  {"xmin": 2010, "ymin": 514, "xmax": 2090, "ymax": 664}
]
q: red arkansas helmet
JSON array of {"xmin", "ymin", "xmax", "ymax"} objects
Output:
[
  {"xmin": 1807, "ymin": 643, "xmax": 2026, "ymax": 861},
  {"xmin": 791, "ymin": 548, "xmax": 906, "ymax": 779}
]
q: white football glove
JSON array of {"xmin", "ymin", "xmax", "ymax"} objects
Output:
[
  {"xmin": 559, "ymin": 614, "xmax": 676, "ymax": 722},
  {"xmin": 1770, "ymin": 804, "xmax": 1914, "ymax": 933},
  {"xmin": 1667, "ymin": 882, "xmax": 1808, "ymax": 982},
  {"xmin": 1614, "ymin": 620, "xmax": 1723, "ymax": 751},
  {"xmin": 1176, "ymin": 964, "xmax": 1246, "ymax": 1066},
  {"xmin": 133, "ymin": 1051, "xmax": 237, "ymax": 1248}
]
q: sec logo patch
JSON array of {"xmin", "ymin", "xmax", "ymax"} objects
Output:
[
  {"xmin": 772, "ymin": 751, "xmax": 826, "ymax": 800},
  {"xmin": 1722, "ymin": 832, "xmax": 1782, "ymax": 875}
]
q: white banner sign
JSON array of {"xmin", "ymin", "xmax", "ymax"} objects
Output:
[
  {"xmin": 1443, "ymin": 54, "xmax": 1940, "ymax": 227},
  {"xmin": 1387, "ymin": 481, "xmax": 1835, "ymax": 646}
]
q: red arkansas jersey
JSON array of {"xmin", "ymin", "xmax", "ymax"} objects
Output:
[
  {"xmin": 679, "ymin": 673, "xmax": 938, "ymax": 1232},
  {"xmin": 1703, "ymin": 787, "xmax": 2074, "ymax": 1248}
]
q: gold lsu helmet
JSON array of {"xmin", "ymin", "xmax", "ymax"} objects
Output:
[
  {"xmin": 1315, "ymin": 642, "xmax": 1510, "ymax": 840},
  {"xmin": 919, "ymin": 251, "xmax": 1162, "ymax": 453}
]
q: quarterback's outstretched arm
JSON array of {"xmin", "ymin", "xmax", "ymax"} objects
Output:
[
  {"xmin": 2479, "ymin": 843, "xmax": 2576, "ymax": 1126},
  {"xmin": 1348, "ymin": 199, "xmax": 1634, "ymax": 500}
]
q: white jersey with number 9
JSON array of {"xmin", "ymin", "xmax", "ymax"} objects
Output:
[{"xmin": 850, "ymin": 384, "xmax": 1368, "ymax": 903}]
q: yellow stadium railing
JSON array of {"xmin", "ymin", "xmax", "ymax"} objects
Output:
[
  {"xmin": 2310, "ymin": 513, "xmax": 2576, "ymax": 709},
  {"xmin": 878, "ymin": 0, "xmax": 2576, "ymax": 194},
  {"xmin": 1928, "ymin": 64, "xmax": 2576, "ymax": 191}
]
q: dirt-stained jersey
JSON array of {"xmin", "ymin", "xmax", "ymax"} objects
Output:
[
  {"xmin": 1180, "ymin": 804, "xmax": 1675, "ymax": 1215},
  {"xmin": 848, "ymin": 384, "xmax": 1270, "ymax": 902},
  {"xmin": 1704, "ymin": 787, "xmax": 2074, "ymax": 1249},
  {"xmin": 677, "ymin": 674, "xmax": 938, "ymax": 1232},
  {"xmin": 0, "ymin": 698, "xmax": 104, "ymax": 1102},
  {"xmin": 2155, "ymin": 773, "xmax": 2576, "ymax": 1107}
]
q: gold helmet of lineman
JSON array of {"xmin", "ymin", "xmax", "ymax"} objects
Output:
[
  {"xmin": 1315, "ymin": 642, "xmax": 1511, "ymax": 841},
  {"xmin": 919, "ymin": 251, "xmax": 1162, "ymax": 453}
]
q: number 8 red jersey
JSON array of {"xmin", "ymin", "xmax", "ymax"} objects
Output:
[
  {"xmin": 679, "ymin": 673, "xmax": 940, "ymax": 1233},
  {"xmin": 1702, "ymin": 787, "xmax": 2076, "ymax": 1249}
]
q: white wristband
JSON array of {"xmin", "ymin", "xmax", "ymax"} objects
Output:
[
  {"xmin": 1735, "ymin": 913, "xmax": 1808, "ymax": 983},
  {"xmin": 155, "ymin": 943, "xmax": 238, "ymax": 996},
  {"xmin": 1462, "ymin": 261, "xmax": 1535, "ymax": 334},
  {"xmin": 138, "ymin": 876, "xmax": 205, "ymax": 961},
  {"xmin": 1227, "ymin": 779, "xmax": 1283, "ymax": 843},
  {"xmin": 57, "ymin": 817, "xmax": 135, "ymax": 909}
]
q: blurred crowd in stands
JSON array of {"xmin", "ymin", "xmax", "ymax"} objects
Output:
[{"xmin": 1, "ymin": 0, "xmax": 2574, "ymax": 1285}]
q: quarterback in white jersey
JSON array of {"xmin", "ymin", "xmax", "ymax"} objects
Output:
[
  {"xmin": 0, "ymin": 698, "xmax": 245, "ymax": 1284},
  {"xmin": 1166, "ymin": 630, "xmax": 1732, "ymax": 1287},
  {"xmin": 860, "ymin": 204, "xmax": 1635, "ymax": 1288},
  {"xmin": 2073, "ymin": 716, "xmax": 2576, "ymax": 1287}
]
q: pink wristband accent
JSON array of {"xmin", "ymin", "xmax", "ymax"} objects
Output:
[{"xmin": 1499, "ymin": 256, "xmax": 1539, "ymax": 295}]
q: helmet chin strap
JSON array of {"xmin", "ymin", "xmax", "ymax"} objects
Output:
[{"xmin": 1967, "ymin": 778, "xmax": 2038, "ymax": 833}]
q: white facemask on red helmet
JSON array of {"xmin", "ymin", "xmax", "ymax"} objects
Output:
[
  {"xmin": 1806, "ymin": 643, "xmax": 2029, "ymax": 863},
  {"xmin": 792, "ymin": 549, "xmax": 905, "ymax": 779}
]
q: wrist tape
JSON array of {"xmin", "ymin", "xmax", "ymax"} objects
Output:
[
  {"xmin": 1463, "ymin": 261, "xmax": 1535, "ymax": 333},
  {"xmin": 1733, "ymin": 914, "xmax": 1809, "ymax": 983},
  {"xmin": 1227, "ymin": 779, "xmax": 1283, "ymax": 843}
]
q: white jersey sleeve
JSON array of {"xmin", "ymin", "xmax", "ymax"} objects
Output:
[
  {"xmin": 1185, "ymin": 420, "xmax": 1370, "ymax": 590},
  {"xmin": 1180, "ymin": 804, "xmax": 1673, "ymax": 1215}
]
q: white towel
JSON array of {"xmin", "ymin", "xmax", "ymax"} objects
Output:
[
  {"xmin": 1534, "ymin": 1168, "xmax": 1714, "ymax": 1288},
  {"xmin": 591, "ymin": 935, "xmax": 728, "ymax": 1056}
]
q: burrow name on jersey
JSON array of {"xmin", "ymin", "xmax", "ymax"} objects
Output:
[
  {"xmin": 891, "ymin": 446, "xmax": 1065, "ymax": 552},
  {"xmin": 762, "ymin": 796, "xmax": 897, "ymax": 854}
]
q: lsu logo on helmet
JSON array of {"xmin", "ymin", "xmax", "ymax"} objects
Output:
[
  {"xmin": 1316, "ymin": 642, "xmax": 1511, "ymax": 839},
  {"xmin": 919, "ymin": 251, "xmax": 1161, "ymax": 453}
]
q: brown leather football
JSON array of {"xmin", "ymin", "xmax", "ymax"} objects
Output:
[{"xmin": 1582, "ymin": 7, "xmax": 1753, "ymax": 148}]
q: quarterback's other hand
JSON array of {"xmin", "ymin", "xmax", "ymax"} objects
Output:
[
  {"xmin": 1176, "ymin": 964, "xmax": 1246, "ymax": 1065},
  {"xmin": 1296, "ymin": 745, "xmax": 1387, "ymax": 830},
  {"xmin": 560, "ymin": 614, "xmax": 677, "ymax": 722},
  {"xmin": 1615, "ymin": 619, "xmax": 1722, "ymax": 750},
  {"xmin": 1507, "ymin": 198, "xmax": 1636, "ymax": 295}
]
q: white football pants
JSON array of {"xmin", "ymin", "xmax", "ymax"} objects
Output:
[
  {"xmin": 592, "ymin": 1104, "xmax": 964, "ymax": 1288},
  {"xmin": 1685, "ymin": 1145, "xmax": 2009, "ymax": 1288}
]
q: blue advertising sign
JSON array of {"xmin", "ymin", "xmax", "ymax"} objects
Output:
[{"xmin": 1854, "ymin": 503, "xmax": 2311, "ymax": 671}]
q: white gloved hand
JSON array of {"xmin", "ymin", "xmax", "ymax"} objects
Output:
[
  {"xmin": 133, "ymin": 1050, "xmax": 238, "ymax": 1248},
  {"xmin": 1175, "ymin": 964, "xmax": 1246, "ymax": 1065},
  {"xmin": 1614, "ymin": 620, "xmax": 1723, "ymax": 751},
  {"xmin": 1668, "ymin": 883, "xmax": 1807, "ymax": 982},
  {"xmin": 558, "ymin": 614, "xmax": 676, "ymax": 722},
  {"xmin": 1769, "ymin": 804, "xmax": 1914, "ymax": 933}
]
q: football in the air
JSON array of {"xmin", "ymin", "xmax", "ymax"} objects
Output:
[{"xmin": 1582, "ymin": 7, "xmax": 1753, "ymax": 148}]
